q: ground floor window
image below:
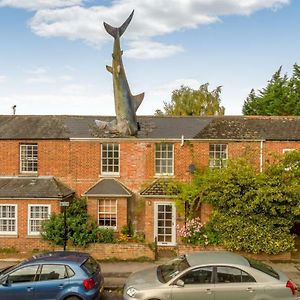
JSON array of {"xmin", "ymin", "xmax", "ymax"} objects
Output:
[
  {"xmin": 0, "ymin": 204, "xmax": 17, "ymax": 235},
  {"xmin": 28, "ymin": 205, "xmax": 51, "ymax": 235},
  {"xmin": 98, "ymin": 199, "xmax": 117, "ymax": 229}
]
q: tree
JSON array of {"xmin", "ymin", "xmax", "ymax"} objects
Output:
[
  {"xmin": 243, "ymin": 64, "xmax": 300, "ymax": 115},
  {"xmin": 42, "ymin": 197, "xmax": 114, "ymax": 247},
  {"xmin": 155, "ymin": 83, "xmax": 225, "ymax": 116},
  {"xmin": 172, "ymin": 150, "xmax": 300, "ymax": 254}
]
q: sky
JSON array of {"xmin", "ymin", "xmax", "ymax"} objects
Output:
[{"xmin": 0, "ymin": 0, "xmax": 299, "ymax": 116}]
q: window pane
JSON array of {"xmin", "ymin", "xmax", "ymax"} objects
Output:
[
  {"xmin": 181, "ymin": 267, "xmax": 213, "ymax": 284},
  {"xmin": 155, "ymin": 143, "xmax": 173, "ymax": 175},
  {"xmin": 39, "ymin": 264, "xmax": 67, "ymax": 281},
  {"xmin": 20, "ymin": 144, "xmax": 38, "ymax": 173},
  {"xmin": 29, "ymin": 205, "xmax": 50, "ymax": 235},
  {"xmin": 217, "ymin": 267, "xmax": 244, "ymax": 283},
  {"xmin": 209, "ymin": 144, "xmax": 228, "ymax": 169},
  {"xmin": 9, "ymin": 266, "xmax": 38, "ymax": 283},
  {"xmin": 98, "ymin": 199, "xmax": 117, "ymax": 228},
  {"xmin": 101, "ymin": 144, "xmax": 119, "ymax": 174}
]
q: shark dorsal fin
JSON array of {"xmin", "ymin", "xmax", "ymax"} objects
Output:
[
  {"xmin": 103, "ymin": 10, "xmax": 134, "ymax": 38},
  {"xmin": 132, "ymin": 92, "xmax": 145, "ymax": 112}
]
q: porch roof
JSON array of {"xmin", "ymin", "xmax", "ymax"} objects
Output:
[
  {"xmin": 0, "ymin": 176, "xmax": 74, "ymax": 199},
  {"xmin": 84, "ymin": 178, "xmax": 132, "ymax": 197},
  {"xmin": 140, "ymin": 179, "xmax": 177, "ymax": 197}
]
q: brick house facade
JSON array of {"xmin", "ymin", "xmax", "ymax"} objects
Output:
[{"xmin": 0, "ymin": 115, "xmax": 299, "ymax": 251}]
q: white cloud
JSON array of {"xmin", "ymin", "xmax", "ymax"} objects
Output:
[
  {"xmin": 2, "ymin": 0, "xmax": 291, "ymax": 59},
  {"xmin": 0, "ymin": 0, "xmax": 85, "ymax": 10},
  {"xmin": 125, "ymin": 40, "xmax": 184, "ymax": 60},
  {"xmin": 0, "ymin": 75, "xmax": 7, "ymax": 83}
]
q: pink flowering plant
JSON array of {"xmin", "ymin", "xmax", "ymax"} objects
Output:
[{"xmin": 177, "ymin": 217, "xmax": 219, "ymax": 246}]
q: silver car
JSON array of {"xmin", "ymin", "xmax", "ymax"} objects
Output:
[{"xmin": 124, "ymin": 251, "xmax": 297, "ymax": 300}]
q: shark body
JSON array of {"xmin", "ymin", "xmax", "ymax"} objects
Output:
[{"xmin": 96, "ymin": 10, "xmax": 144, "ymax": 135}]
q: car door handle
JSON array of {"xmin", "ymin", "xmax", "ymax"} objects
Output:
[
  {"xmin": 27, "ymin": 287, "xmax": 34, "ymax": 292},
  {"xmin": 246, "ymin": 287, "xmax": 254, "ymax": 293},
  {"xmin": 59, "ymin": 284, "xmax": 64, "ymax": 289},
  {"xmin": 205, "ymin": 288, "xmax": 213, "ymax": 294}
]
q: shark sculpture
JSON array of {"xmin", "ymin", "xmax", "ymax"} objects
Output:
[{"xmin": 96, "ymin": 10, "xmax": 144, "ymax": 136}]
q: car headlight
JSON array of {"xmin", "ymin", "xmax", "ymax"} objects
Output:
[{"xmin": 126, "ymin": 287, "xmax": 138, "ymax": 298}]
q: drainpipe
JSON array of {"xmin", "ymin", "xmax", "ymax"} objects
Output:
[
  {"xmin": 180, "ymin": 135, "xmax": 185, "ymax": 147},
  {"xmin": 260, "ymin": 140, "xmax": 264, "ymax": 173}
]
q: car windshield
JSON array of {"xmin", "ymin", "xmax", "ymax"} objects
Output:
[
  {"xmin": 81, "ymin": 256, "xmax": 99, "ymax": 276},
  {"xmin": 247, "ymin": 258, "xmax": 279, "ymax": 279},
  {"xmin": 157, "ymin": 255, "xmax": 190, "ymax": 283},
  {"xmin": 0, "ymin": 263, "xmax": 21, "ymax": 277}
]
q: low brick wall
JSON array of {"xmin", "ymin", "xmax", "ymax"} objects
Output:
[
  {"xmin": 177, "ymin": 244, "xmax": 292, "ymax": 261},
  {"xmin": 79, "ymin": 243, "xmax": 155, "ymax": 261}
]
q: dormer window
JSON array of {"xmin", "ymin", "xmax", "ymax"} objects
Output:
[{"xmin": 20, "ymin": 143, "xmax": 38, "ymax": 174}]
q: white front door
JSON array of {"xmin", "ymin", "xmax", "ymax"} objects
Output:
[{"xmin": 154, "ymin": 202, "xmax": 176, "ymax": 246}]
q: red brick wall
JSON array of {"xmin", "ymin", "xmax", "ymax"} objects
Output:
[
  {"xmin": 87, "ymin": 197, "xmax": 127, "ymax": 232},
  {"xmin": 0, "ymin": 199, "xmax": 60, "ymax": 251},
  {"xmin": 0, "ymin": 138, "xmax": 299, "ymax": 249}
]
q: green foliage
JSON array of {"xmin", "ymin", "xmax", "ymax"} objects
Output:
[
  {"xmin": 42, "ymin": 197, "xmax": 115, "ymax": 247},
  {"xmin": 173, "ymin": 151, "xmax": 300, "ymax": 254},
  {"xmin": 243, "ymin": 64, "xmax": 300, "ymax": 115},
  {"xmin": 155, "ymin": 84, "xmax": 225, "ymax": 116}
]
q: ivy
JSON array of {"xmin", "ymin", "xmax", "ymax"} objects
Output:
[{"xmin": 173, "ymin": 151, "xmax": 300, "ymax": 254}]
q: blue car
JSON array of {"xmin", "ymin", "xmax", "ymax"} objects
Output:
[{"xmin": 0, "ymin": 251, "xmax": 104, "ymax": 300}]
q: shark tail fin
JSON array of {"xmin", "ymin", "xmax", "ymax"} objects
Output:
[
  {"xmin": 132, "ymin": 92, "xmax": 144, "ymax": 112},
  {"xmin": 103, "ymin": 10, "xmax": 134, "ymax": 38}
]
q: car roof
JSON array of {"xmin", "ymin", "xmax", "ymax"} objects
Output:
[
  {"xmin": 21, "ymin": 251, "xmax": 89, "ymax": 266},
  {"xmin": 185, "ymin": 251, "xmax": 250, "ymax": 267}
]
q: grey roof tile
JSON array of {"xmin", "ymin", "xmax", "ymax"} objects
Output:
[
  {"xmin": 0, "ymin": 176, "xmax": 74, "ymax": 199},
  {"xmin": 84, "ymin": 178, "xmax": 132, "ymax": 197},
  {"xmin": 0, "ymin": 115, "xmax": 299, "ymax": 141}
]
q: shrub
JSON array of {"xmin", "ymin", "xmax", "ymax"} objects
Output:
[
  {"xmin": 42, "ymin": 197, "xmax": 116, "ymax": 247},
  {"xmin": 177, "ymin": 217, "xmax": 219, "ymax": 246}
]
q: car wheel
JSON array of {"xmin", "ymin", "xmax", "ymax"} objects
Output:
[{"xmin": 65, "ymin": 297, "xmax": 82, "ymax": 300}]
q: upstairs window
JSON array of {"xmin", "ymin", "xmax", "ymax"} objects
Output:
[
  {"xmin": 0, "ymin": 205, "xmax": 17, "ymax": 235},
  {"xmin": 20, "ymin": 143, "xmax": 38, "ymax": 173},
  {"xmin": 209, "ymin": 144, "xmax": 228, "ymax": 168},
  {"xmin": 101, "ymin": 144, "xmax": 120, "ymax": 176},
  {"xmin": 155, "ymin": 143, "xmax": 174, "ymax": 176},
  {"xmin": 28, "ymin": 205, "xmax": 50, "ymax": 235}
]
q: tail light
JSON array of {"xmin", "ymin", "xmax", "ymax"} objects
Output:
[
  {"xmin": 83, "ymin": 278, "xmax": 95, "ymax": 290},
  {"xmin": 286, "ymin": 280, "xmax": 297, "ymax": 295}
]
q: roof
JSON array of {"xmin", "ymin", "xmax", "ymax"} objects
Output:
[
  {"xmin": 140, "ymin": 179, "xmax": 175, "ymax": 197},
  {"xmin": 0, "ymin": 176, "xmax": 74, "ymax": 199},
  {"xmin": 84, "ymin": 178, "xmax": 132, "ymax": 197},
  {"xmin": 23, "ymin": 251, "xmax": 89, "ymax": 265},
  {"xmin": 0, "ymin": 115, "xmax": 299, "ymax": 141},
  {"xmin": 185, "ymin": 251, "xmax": 250, "ymax": 267}
]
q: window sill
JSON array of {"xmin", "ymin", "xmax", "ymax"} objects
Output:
[
  {"xmin": 0, "ymin": 234, "xmax": 18, "ymax": 238},
  {"xmin": 26, "ymin": 235, "xmax": 42, "ymax": 239}
]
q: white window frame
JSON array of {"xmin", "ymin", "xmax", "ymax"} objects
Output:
[
  {"xmin": 20, "ymin": 143, "xmax": 38, "ymax": 173},
  {"xmin": 209, "ymin": 144, "xmax": 228, "ymax": 168},
  {"xmin": 155, "ymin": 143, "xmax": 174, "ymax": 176},
  {"xmin": 28, "ymin": 204, "xmax": 51, "ymax": 236},
  {"xmin": 0, "ymin": 204, "xmax": 17, "ymax": 235},
  {"xmin": 98, "ymin": 199, "xmax": 117, "ymax": 229},
  {"xmin": 101, "ymin": 143, "xmax": 120, "ymax": 176}
]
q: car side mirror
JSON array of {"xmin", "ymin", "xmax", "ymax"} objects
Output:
[
  {"xmin": 176, "ymin": 279, "xmax": 185, "ymax": 287},
  {"xmin": 1, "ymin": 277, "xmax": 9, "ymax": 286}
]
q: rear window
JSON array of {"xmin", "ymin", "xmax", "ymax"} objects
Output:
[
  {"xmin": 81, "ymin": 256, "xmax": 99, "ymax": 275},
  {"xmin": 247, "ymin": 258, "xmax": 279, "ymax": 279}
]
